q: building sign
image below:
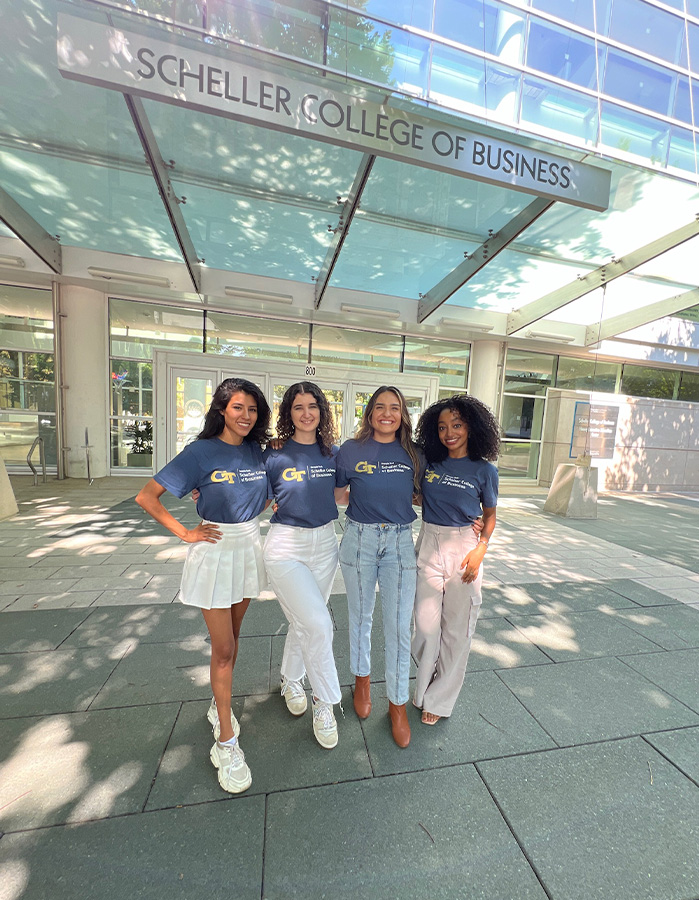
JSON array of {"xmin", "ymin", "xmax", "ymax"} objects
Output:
[
  {"xmin": 570, "ymin": 402, "xmax": 619, "ymax": 459},
  {"xmin": 56, "ymin": 13, "xmax": 611, "ymax": 211}
]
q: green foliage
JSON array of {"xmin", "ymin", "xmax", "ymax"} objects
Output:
[{"xmin": 130, "ymin": 420, "xmax": 154, "ymax": 453}]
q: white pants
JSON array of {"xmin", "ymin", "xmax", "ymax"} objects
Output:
[
  {"xmin": 263, "ymin": 521, "xmax": 342, "ymax": 705},
  {"xmin": 412, "ymin": 522, "xmax": 483, "ymax": 717}
]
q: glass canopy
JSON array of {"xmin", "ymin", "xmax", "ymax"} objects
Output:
[{"xmin": 1, "ymin": 0, "xmax": 698, "ymax": 358}]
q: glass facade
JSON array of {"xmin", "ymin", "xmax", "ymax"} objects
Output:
[
  {"xmin": 0, "ymin": 286, "xmax": 57, "ymax": 469},
  {"xmin": 117, "ymin": 0, "xmax": 699, "ymax": 177},
  {"xmin": 108, "ymin": 298, "xmax": 471, "ymax": 468}
]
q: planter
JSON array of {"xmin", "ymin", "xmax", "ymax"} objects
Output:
[{"xmin": 127, "ymin": 453, "xmax": 153, "ymax": 468}]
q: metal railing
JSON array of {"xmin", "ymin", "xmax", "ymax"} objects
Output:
[{"xmin": 27, "ymin": 436, "xmax": 47, "ymax": 486}]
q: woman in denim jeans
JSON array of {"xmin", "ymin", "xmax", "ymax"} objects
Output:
[{"xmin": 335, "ymin": 386, "xmax": 422, "ymax": 747}]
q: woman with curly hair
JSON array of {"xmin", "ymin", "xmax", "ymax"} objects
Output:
[
  {"xmin": 336, "ymin": 386, "xmax": 423, "ymax": 747},
  {"xmin": 412, "ymin": 393, "xmax": 500, "ymax": 726},
  {"xmin": 136, "ymin": 378, "xmax": 271, "ymax": 794},
  {"xmin": 263, "ymin": 382, "xmax": 342, "ymax": 750}
]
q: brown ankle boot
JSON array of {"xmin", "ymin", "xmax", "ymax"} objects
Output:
[
  {"xmin": 353, "ymin": 675, "xmax": 372, "ymax": 719},
  {"xmin": 388, "ymin": 702, "xmax": 411, "ymax": 748}
]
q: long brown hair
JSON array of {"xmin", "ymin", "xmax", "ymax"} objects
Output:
[
  {"xmin": 356, "ymin": 386, "xmax": 421, "ymax": 493},
  {"xmin": 276, "ymin": 381, "xmax": 337, "ymax": 456}
]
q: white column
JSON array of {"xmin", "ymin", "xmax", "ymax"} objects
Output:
[
  {"xmin": 467, "ymin": 340, "xmax": 502, "ymax": 414},
  {"xmin": 59, "ymin": 285, "xmax": 109, "ymax": 479}
]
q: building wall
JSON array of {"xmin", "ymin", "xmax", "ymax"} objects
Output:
[{"xmin": 540, "ymin": 388, "xmax": 699, "ymax": 492}]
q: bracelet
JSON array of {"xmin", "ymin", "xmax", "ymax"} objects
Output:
[{"xmin": 478, "ymin": 538, "xmax": 489, "ymax": 546}]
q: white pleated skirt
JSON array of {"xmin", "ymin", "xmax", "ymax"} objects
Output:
[{"xmin": 179, "ymin": 519, "xmax": 268, "ymax": 609}]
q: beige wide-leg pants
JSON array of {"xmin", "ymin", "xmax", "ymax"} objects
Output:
[{"xmin": 412, "ymin": 522, "xmax": 483, "ymax": 717}]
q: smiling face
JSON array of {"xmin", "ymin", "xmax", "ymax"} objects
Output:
[
  {"xmin": 437, "ymin": 408, "xmax": 469, "ymax": 458},
  {"xmin": 369, "ymin": 390, "xmax": 403, "ymax": 443},
  {"xmin": 220, "ymin": 391, "xmax": 258, "ymax": 445},
  {"xmin": 290, "ymin": 391, "xmax": 321, "ymax": 439}
]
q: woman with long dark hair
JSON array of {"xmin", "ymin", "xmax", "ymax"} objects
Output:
[
  {"xmin": 412, "ymin": 394, "xmax": 499, "ymax": 725},
  {"xmin": 262, "ymin": 381, "xmax": 342, "ymax": 749},
  {"xmin": 136, "ymin": 377, "xmax": 271, "ymax": 794},
  {"xmin": 335, "ymin": 386, "xmax": 422, "ymax": 747}
]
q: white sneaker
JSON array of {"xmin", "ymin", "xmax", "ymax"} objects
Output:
[
  {"xmin": 280, "ymin": 677, "xmax": 307, "ymax": 716},
  {"xmin": 207, "ymin": 697, "xmax": 240, "ymax": 740},
  {"xmin": 210, "ymin": 738, "xmax": 252, "ymax": 794},
  {"xmin": 312, "ymin": 698, "xmax": 338, "ymax": 749}
]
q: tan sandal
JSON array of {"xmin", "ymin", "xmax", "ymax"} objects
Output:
[{"xmin": 421, "ymin": 711, "xmax": 441, "ymax": 726}]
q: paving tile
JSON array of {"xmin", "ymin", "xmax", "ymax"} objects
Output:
[
  {"xmin": 478, "ymin": 739, "xmax": 699, "ymax": 900},
  {"xmin": 33, "ymin": 555, "xmax": 122, "ymax": 567},
  {"xmin": 0, "ymin": 556, "xmax": 43, "ymax": 568},
  {"xmin": 605, "ymin": 578, "xmax": 681, "ymax": 606},
  {"xmin": 481, "ymin": 582, "xmax": 640, "ymax": 618},
  {"xmin": 91, "ymin": 588, "xmax": 178, "ymax": 605},
  {"xmin": 90, "ymin": 635, "xmax": 272, "ymax": 709},
  {"xmin": 497, "ymin": 657, "xmax": 699, "ymax": 744},
  {"xmin": 264, "ymin": 766, "xmax": 547, "ymax": 900},
  {"xmin": 621, "ymin": 648, "xmax": 699, "ymax": 713},
  {"xmin": 125, "ymin": 560, "xmax": 186, "ymax": 573},
  {"xmin": 1, "ymin": 596, "xmax": 20, "ymax": 611},
  {"xmin": 4, "ymin": 591, "xmax": 103, "ymax": 611},
  {"xmin": 0, "ymin": 648, "xmax": 120, "ymax": 717},
  {"xmin": 146, "ymin": 688, "xmax": 371, "ymax": 810},
  {"xmin": 0, "ymin": 704, "xmax": 179, "ymax": 829},
  {"xmin": 51, "ymin": 564, "xmax": 131, "ymax": 579},
  {"xmin": 0, "ymin": 609, "xmax": 92, "ymax": 652},
  {"xmin": 239, "ymin": 597, "xmax": 288, "ymax": 637},
  {"xmin": 466, "ymin": 616, "xmax": 553, "ymax": 670},
  {"xmin": 0, "ymin": 579, "xmax": 80, "ymax": 597},
  {"xmin": 0, "ymin": 797, "xmax": 265, "ymax": 900},
  {"xmin": 644, "ymin": 726, "xmax": 699, "ymax": 783},
  {"xmin": 60, "ymin": 604, "xmax": 208, "ymax": 649},
  {"xmin": 607, "ymin": 604, "xmax": 699, "ymax": 651},
  {"xmin": 363, "ymin": 670, "xmax": 556, "ymax": 777},
  {"xmin": 0, "ymin": 568, "xmax": 61, "ymax": 583},
  {"xmin": 505, "ymin": 610, "xmax": 662, "ymax": 661},
  {"xmin": 55, "ymin": 574, "xmax": 151, "ymax": 592}
]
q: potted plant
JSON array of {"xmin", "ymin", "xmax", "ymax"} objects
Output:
[{"xmin": 126, "ymin": 420, "xmax": 153, "ymax": 468}]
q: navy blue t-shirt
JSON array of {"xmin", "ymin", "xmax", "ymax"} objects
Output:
[
  {"xmin": 421, "ymin": 456, "xmax": 498, "ymax": 527},
  {"xmin": 335, "ymin": 438, "xmax": 418, "ymax": 525},
  {"xmin": 264, "ymin": 440, "xmax": 339, "ymax": 528},
  {"xmin": 154, "ymin": 438, "xmax": 267, "ymax": 524}
]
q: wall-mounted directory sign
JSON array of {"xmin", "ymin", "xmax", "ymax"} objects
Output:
[{"xmin": 570, "ymin": 402, "xmax": 619, "ymax": 459}]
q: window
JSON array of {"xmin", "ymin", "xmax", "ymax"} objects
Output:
[
  {"xmin": 620, "ymin": 364, "xmax": 678, "ymax": 398},
  {"xmin": 0, "ymin": 286, "xmax": 56, "ymax": 467},
  {"xmin": 556, "ymin": 356, "xmax": 620, "ymax": 392}
]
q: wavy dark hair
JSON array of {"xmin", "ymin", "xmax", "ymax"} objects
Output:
[
  {"xmin": 356, "ymin": 385, "xmax": 421, "ymax": 493},
  {"xmin": 197, "ymin": 378, "xmax": 271, "ymax": 445},
  {"xmin": 416, "ymin": 394, "xmax": 501, "ymax": 464},
  {"xmin": 276, "ymin": 381, "xmax": 337, "ymax": 457}
]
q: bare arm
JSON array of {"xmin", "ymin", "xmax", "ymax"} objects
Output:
[
  {"xmin": 334, "ymin": 486, "xmax": 349, "ymax": 506},
  {"xmin": 135, "ymin": 479, "xmax": 222, "ymax": 543},
  {"xmin": 460, "ymin": 506, "xmax": 496, "ymax": 583}
]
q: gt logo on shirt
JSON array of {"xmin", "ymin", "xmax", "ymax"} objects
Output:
[
  {"xmin": 355, "ymin": 461, "xmax": 377, "ymax": 474},
  {"xmin": 424, "ymin": 469, "xmax": 441, "ymax": 483},
  {"xmin": 282, "ymin": 467, "xmax": 307, "ymax": 482},
  {"xmin": 211, "ymin": 470, "xmax": 237, "ymax": 483}
]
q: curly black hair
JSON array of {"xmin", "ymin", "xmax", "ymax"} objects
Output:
[
  {"xmin": 197, "ymin": 378, "xmax": 272, "ymax": 446},
  {"xmin": 415, "ymin": 394, "xmax": 501, "ymax": 464},
  {"xmin": 276, "ymin": 381, "xmax": 337, "ymax": 456}
]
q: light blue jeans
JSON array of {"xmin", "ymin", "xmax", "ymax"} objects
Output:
[{"xmin": 339, "ymin": 518, "xmax": 417, "ymax": 705}]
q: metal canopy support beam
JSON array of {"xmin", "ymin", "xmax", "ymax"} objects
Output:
[
  {"xmin": 0, "ymin": 186, "xmax": 62, "ymax": 273},
  {"xmin": 417, "ymin": 197, "xmax": 554, "ymax": 323},
  {"xmin": 507, "ymin": 216, "xmax": 699, "ymax": 335},
  {"xmin": 124, "ymin": 95, "xmax": 202, "ymax": 294},
  {"xmin": 315, "ymin": 153, "xmax": 376, "ymax": 310},
  {"xmin": 584, "ymin": 286, "xmax": 699, "ymax": 345}
]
